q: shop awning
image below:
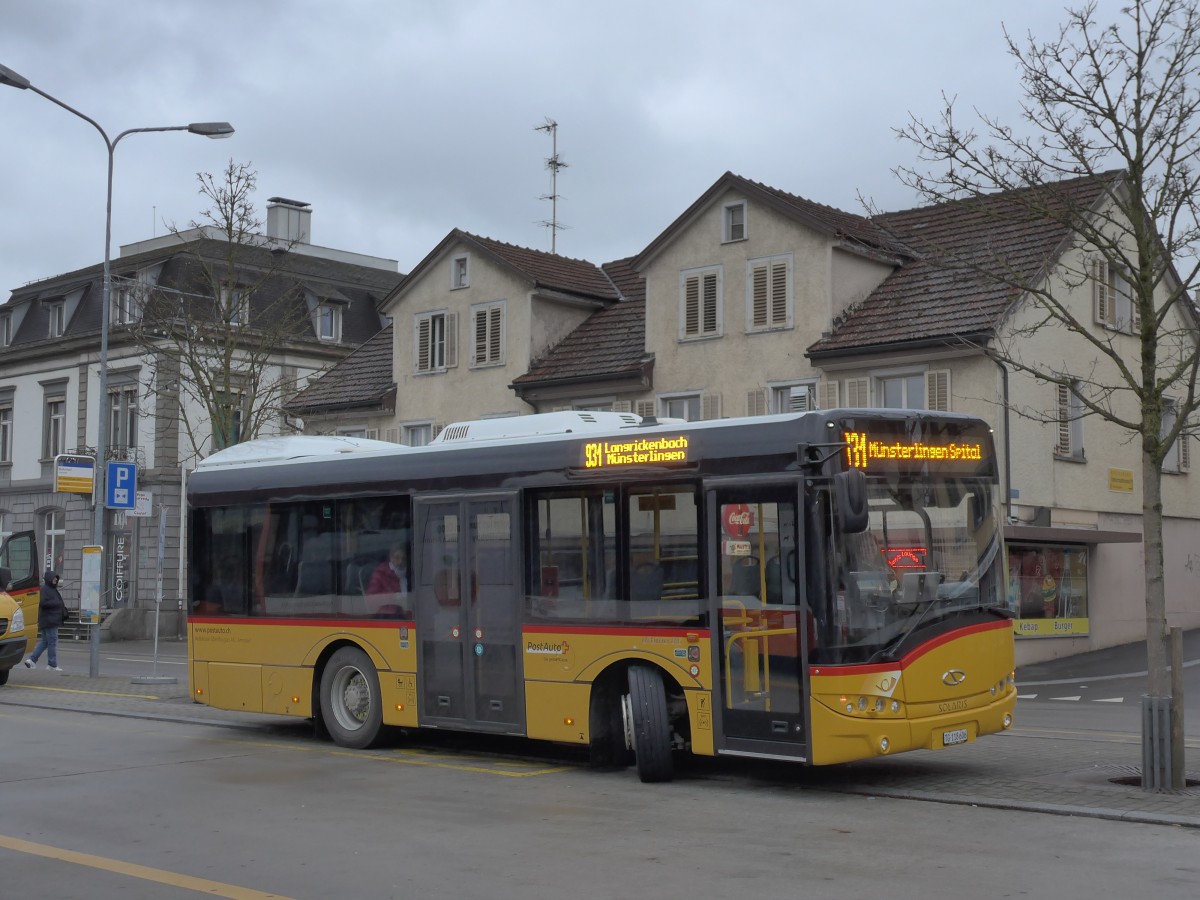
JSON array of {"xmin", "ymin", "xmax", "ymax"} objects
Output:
[{"xmin": 1004, "ymin": 525, "xmax": 1142, "ymax": 544}]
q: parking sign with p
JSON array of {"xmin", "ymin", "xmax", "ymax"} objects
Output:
[{"xmin": 106, "ymin": 461, "xmax": 137, "ymax": 510}]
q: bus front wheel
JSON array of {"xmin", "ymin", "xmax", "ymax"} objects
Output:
[
  {"xmin": 320, "ymin": 646, "xmax": 384, "ymax": 749},
  {"xmin": 624, "ymin": 665, "xmax": 673, "ymax": 783}
]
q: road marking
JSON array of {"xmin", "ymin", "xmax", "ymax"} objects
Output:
[
  {"xmin": 0, "ymin": 834, "xmax": 294, "ymax": 899},
  {"xmin": 1050, "ymin": 695, "xmax": 1082, "ymax": 701},
  {"xmin": 1092, "ymin": 697, "xmax": 1124, "ymax": 703},
  {"xmin": 1018, "ymin": 693, "xmax": 1037, "ymax": 699},
  {"xmin": 17, "ymin": 685, "xmax": 164, "ymax": 700}
]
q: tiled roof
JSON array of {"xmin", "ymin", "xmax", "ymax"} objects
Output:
[
  {"xmin": 808, "ymin": 171, "xmax": 1120, "ymax": 356},
  {"xmin": 288, "ymin": 325, "xmax": 394, "ymax": 414},
  {"xmin": 512, "ymin": 257, "xmax": 648, "ymax": 387},
  {"xmin": 462, "ymin": 232, "xmax": 619, "ymax": 301}
]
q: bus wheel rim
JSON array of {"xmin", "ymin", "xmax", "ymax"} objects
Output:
[{"xmin": 332, "ymin": 666, "xmax": 371, "ymax": 730}]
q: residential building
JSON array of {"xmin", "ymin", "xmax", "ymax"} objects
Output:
[
  {"xmin": 296, "ymin": 172, "xmax": 1199, "ymax": 664},
  {"xmin": 0, "ymin": 199, "xmax": 402, "ymax": 636}
]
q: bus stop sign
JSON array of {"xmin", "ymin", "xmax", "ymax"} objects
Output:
[{"xmin": 106, "ymin": 461, "xmax": 137, "ymax": 509}]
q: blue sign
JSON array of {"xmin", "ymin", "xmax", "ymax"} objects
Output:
[{"xmin": 106, "ymin": 461, "xmax": 137, "ymax": 509}]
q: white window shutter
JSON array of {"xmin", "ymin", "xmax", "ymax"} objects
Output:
[
  {"xmin": 432, "ymin": 421, "xmax": 446, "ymax": 439},
  {"xmin": 683, "ymin": 275, "xmax": 700, "ymax": 337},
  {"xmin": 926, "ymin": 370, "xmax": 950, "ymax": 411},
  {"xmin": 846, "ymin": 378, "xmax": 870, "ymax": 407},
  {"xmin": 701, "ymin": 392, "xmax": 722, "ymax": 420},
  {"xmin": 612, "ymin": 400, "xmax": 632, "ymax": 413},
  {"xmin": 635, "ymin": 400, "xmax": 657, "ymax": 418},
  {"xmin": 702, "ymin": 273, "xmax": 719, "ymax": 334},
  {"xmin": 365, "ymin": 428, "xmax": 379, "ymax": 440},
  {"xmin": 818, "ymin": 380, "xmax": 839, "ymax": 410},
  {"xmin": 747, "ymin": 389, "xmax": 767, "ymax": 417},
  {"xmin": 1181, "ymin": 428, "xmax": 1191, "ymax": 472},
  {"xmin": 1056, "ymin": 384, "xmax": 1072, "ymax": 456},
  {"xmin": 385, "ymin": 427, "xmax": 400, "ymax": 444},
  {"xmin": 750, "ymin": 264, "xmax": 768, "ymax": 328},
  {"xmin": 416, "ymin": 317, "xmax": 431, "ymax": 372},
  {"xmin": 445, "ymin": 313, "xmax": 458, "ymax": 368},
  {"xmin": 1092, "ymin": 258, "xmax": 1110, "ymax": 325}
]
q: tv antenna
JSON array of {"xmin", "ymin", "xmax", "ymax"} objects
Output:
[{"xmin": 534, "ymin": 117, "xmax": 568, "ymax": 253}]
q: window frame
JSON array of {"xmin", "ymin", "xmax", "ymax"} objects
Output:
[
  {"xmin": 316, "ymin": 302, "xmax": 343, "ymax": 342},
  {"xmin": 221, "ymin": 286, "xmax": 250, "ymax": 327},
  {"xmin": 770, "ymin": 381, "xmax": 817, "ymax": 413},
  {"xmin": 1162, "ymin": 396, "xmax": 1191, "ymax": 473},
  {"xmin": 46, "ymin": 300, "xmax": 65, "ymax": 338},
  {"xmin": 0, "ymin": 312, "xmax": 11, "ymax": 347},
  {"xmin": 1054, "ymin": 380, "xmax": 1086, "ymax": 461},
  {"xmin": 414, "ymin": 310, "xmax": 458, "ymax": 374},
  {"xmin": 451, "ymin": 254, "xmax": 470, "ymax": 290},
  {"xmin": 679, "ymin": 266, "xmax": 723, "ymax": 341},
  {"xmin": 43, "ymin": 393, "xmax": 66, "ymax": 459},
  {"xmin": 212, "ymin": 390, "xmax": 244, "ymax": 451},
  {"xmin": 108, "ymin": 384, "xmax": 140, "ymax": 452},
  {"xmin": 470, "ymin": 301, "xmax": 505, "ymax": 368},
  {"xmin": 745, "ymin": 254, "xmax": 793, "ymax": 333},
  {"xmin": 0, "ymin": 403, "xmax": 11, "ymax": 463},
  {"xmin": 722, "ymin": 202, "xmax": 747, "ymax": 243}
]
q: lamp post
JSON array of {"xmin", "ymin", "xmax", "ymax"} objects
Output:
[{"xmin": 0, "ymin": 63, "xmax": 233, "ymax": 676}]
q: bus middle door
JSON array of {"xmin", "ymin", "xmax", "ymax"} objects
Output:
[
  {"xmin": 414, "ymin": 495, "xmax": 523, "ymax": 733},
  {"xmin": 711, "ymin": 485, "xmax": 808, "ymax": 756}
]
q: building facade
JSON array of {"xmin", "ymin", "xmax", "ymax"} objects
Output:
[{"xmin": 0, "ymin": 199, "xmax": 401, "ymax": 636}]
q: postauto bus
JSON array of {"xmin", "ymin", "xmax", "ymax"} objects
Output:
[{"xmin": 187, "ymin": 409, "xmax": 1015, "ymax": 782}]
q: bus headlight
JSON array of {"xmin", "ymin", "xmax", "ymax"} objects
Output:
[
  {"xmin": 1003, "ymin": 713, "xmax": 1013, "ymax": 729},
  {"xmin": 879, "ymin": 737, "xmax": 890, "ymax": 753}
]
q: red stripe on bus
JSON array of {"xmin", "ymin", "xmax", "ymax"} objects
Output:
[
  {"xmin": 522, "ymin": 624, "xmax": 711, "ymax": 639},
  {"xmin": 188, "ymin": 616, "xmax": 415, "ymax": 628},
  {"xmin": 808, "ymin": 618, "xmax": 1010, "ymax": 677}
]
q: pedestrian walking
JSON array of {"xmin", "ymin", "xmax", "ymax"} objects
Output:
[{"xmin": 23, "ymin": 570, "xmax": 66, "ymax": 672}]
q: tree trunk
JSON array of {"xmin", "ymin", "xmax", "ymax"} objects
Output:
[{"xmin": 1142, "ymin": 453, "xmax": 1168, "ymax": 698}]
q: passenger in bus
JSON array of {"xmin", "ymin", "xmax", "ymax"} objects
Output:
[
  {"xmin": 366, "ymin": 545, "xmax": 410, "ymax": 616},
  {"xmin": 210, "ymin": 561, "xmax": 247, "ymax": 614}
]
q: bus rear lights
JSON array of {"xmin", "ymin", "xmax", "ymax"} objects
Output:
[{"xmin": 879, "ymin": 737, "xmax": 890, "ymax": 753}]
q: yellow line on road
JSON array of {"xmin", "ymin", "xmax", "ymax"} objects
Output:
[
  {"xmin": 0, "ymin": 834, "xmax": 294, "ymax": 899},
  {"xmin": 18, "ymin": 685, "xmax": 164, "ymax": 700}
]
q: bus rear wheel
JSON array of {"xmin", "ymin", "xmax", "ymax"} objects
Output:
[
  {"xmin": 624, "ymin": 665, "xmax": 673, "ymax": 783},
  {"xmin": 320, "ymin": 646, "xmax": 383, "ymax": 749}
]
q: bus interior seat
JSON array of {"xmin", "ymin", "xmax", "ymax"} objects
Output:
[{"xmin": 630, "ymin": 562, "xmax": 663, "ymax": 602}]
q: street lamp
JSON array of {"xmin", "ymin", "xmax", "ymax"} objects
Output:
[{"xmin": 0, "ymin": 62, "xmax": 233, "ymax": 676}]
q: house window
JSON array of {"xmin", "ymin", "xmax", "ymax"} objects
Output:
[
  {"xmin": 1055, "ymin": 381, "xmax": 1085, "ymax": 461},
  {"xmin": 471, "ymin": 302, "xmax": 504, "ymax": 367},
  {"xmin": 1008, "ymin": 542, "xmax": 1089, "ymax": 630},
  {"xmin": 0, "ymin": 313, "xmax": 11, "ymax": 347},
  {"xmin": 680, "ymin": 267, "xmax": 722, "ymax": 340},
  {"xmin": 316, "ymin": 303, "xmax": 342, "ymax": 342},
  {"xmin": 1092, "ymin": 258, "xmax": 1138, "ymax": 334},
  {"xmin": 41, "ymin": 508, "xmax": 65, "ymax": 573},
  {"xmin": 213, "ymin": 392, "xmax": 243, "ymax": 450},
  {"xmin": 109, "ymin": 385, "xmax": 139, "ymax": 451},
  {"xmin": 723, "ymin": 202, "xmax": 746, "ymax": 242},
  {"xmin": 46, "ymin": 301, "xmax": 65, "ymax": 338},
  {"xmin": 221, "ymin": 287, "xmax": 249, "ymax": 327},
  {"xmin": 1162, "ymin": 397, "xmax": 1191, "ymax": 473},
  {"xmin": 771, "ymin": 383, "xmax": 816, "ymax": 413},
  {"xmin": 43, "ymin": 395, "xmax": 66, "ymax": 458},
  {"xmin": 747, "ymin": 255, "xmax": 792, "ymax": 331},
  {"xmin": 0, "ymin": 405, "xmax": 11, "ymax": 463},
  {"xmin": 415, "ymin": 311, "xmax": 457, "ymax": 373},
  {"xmin": 663, "ymin": 394, "xmax": 701, "ymax": 422},
  {"xmin": 111, "ymin": 277, "xmax": 146, "ymax": 326},
  {"xmin": 876, "ymin": 370, "xmax": 951, "ymax": 411},
  {"xmin": 452, "ymin": 254, "xmax": 470, "ymax": 289},
  {"xmin": 0, "ymin": 511, "xmax": 10, "ymax": 544},
  {"xmin": 403, "ymin": 423, "xmax": 433, "ymax": 447}
]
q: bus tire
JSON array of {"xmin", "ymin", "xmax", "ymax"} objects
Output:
[
  {"xmin": 0, "ymin": 668, "xmax": 8, "ymax": 686},
  {"xmin": 319, "ymin": 646, "xmax": 384, "ymax": 749},
  {"xmin": 588, "ymin": 680, "xmax": 630, "ymax": 769},
  {"xmin": 625, "ymin": 665, "xmax": 673, "ymax": 783}
]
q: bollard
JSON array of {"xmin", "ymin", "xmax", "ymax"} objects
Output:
[{"xmin": 1142, "ymin": 694, "xmax": 1172, "ymax": 791}]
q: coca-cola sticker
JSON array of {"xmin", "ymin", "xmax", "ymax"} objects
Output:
[{"xmin": 723, "ymin": 504, "xmax": 754, "ymax": 538}]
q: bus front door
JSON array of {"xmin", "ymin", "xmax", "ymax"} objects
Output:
[
  {"xmin": 711, "ymin": 487, "xmax": 808, "ymax": 756},
  {"xmin": 414, "ymin": 495, "xmax": 523, "ymax": 733}
]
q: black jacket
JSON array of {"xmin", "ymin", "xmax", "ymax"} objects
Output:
[{"xmin": 39, "ymin": 574, "xmax": 66, "ymax": 630}]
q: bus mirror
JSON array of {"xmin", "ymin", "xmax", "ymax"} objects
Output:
[{"xmin": 835, "ymin": 469, "xmax": 869, "ymax": 534}]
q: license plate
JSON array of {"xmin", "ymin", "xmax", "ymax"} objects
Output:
[{"xmin": 943, "ymin": 728, "xmax": 969, "ymax": 746}]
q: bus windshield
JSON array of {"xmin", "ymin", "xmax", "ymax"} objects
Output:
[{"xmin": 811, "ymin": 475, "xmax": 1004, "ymax": 663}]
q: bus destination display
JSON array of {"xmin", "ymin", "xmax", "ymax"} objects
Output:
[
  {"xmin": 844, "ymin": 430, "xmax": 986, "ymax": 470},
  {"xmin": 583, "ymin": 435, "xmax": 689, "ymax": 469}
]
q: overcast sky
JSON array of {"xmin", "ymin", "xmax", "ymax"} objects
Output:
[{"xmin": 1, "ymin": 1, "xmax": 1100, "ymax": 296}]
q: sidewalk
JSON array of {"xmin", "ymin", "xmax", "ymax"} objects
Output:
[{"xmin": 2, "ymin": 638, "xmax": 1198, "ymax": 827}]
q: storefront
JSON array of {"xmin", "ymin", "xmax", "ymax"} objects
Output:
[{"xmin": 1003, "ymin": 525, "xmax": 1142, "ymax": 641}]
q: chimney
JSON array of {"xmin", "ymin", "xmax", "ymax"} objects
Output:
[{"xmin": 266, "ymin": 197, "xmax": 312, "ymax": 244}]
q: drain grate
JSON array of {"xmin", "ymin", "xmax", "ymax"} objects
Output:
[{"xmin": 1105, "ymin": 764, "xmax": 1200, "ymax": 794}]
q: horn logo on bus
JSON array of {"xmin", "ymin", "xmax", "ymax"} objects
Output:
[{"xmin": 942, "ymin": 669, "xmax": 967, "ymax": 687}]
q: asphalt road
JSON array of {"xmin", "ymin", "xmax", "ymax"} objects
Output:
[{"xmin": 2, "ymin": 702, "xmax": 1198, "ymax": 900}]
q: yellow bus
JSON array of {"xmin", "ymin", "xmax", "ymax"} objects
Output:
[{"xmin": 187, "ymin": 409, "xmax": 1015, "ymax": 781}]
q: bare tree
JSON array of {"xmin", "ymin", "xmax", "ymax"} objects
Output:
[
  {"xmin": 127, "ymin": 161, "xmax": 310, "ymax": 463},
  {"xmin": 893, "ymin": 0, "xmax": 1200, "ymax": 786}
]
